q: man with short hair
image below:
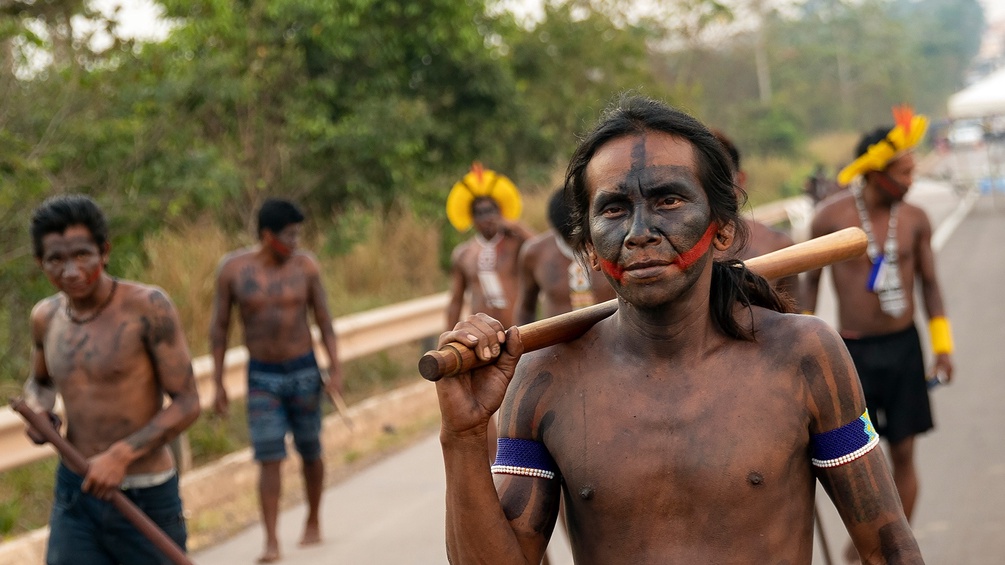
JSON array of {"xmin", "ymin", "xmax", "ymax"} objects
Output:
[
  {"xmin": 435, "ymin": 96, "xmax": 923, "ymax": 564},
  {"xmin": 514, "ymin": 189, "xmax": 616, "ymax": 326},
  {"xmin": 804, "ymin": 107, "xmax": 954, "ymax": 561},
  {"xmin": 210, "ymin": 198, "xmax": 343, "ymax": 563},
  {"xmin": 24, "ymin": 194, "xmax": 201, "ymax": 565}
]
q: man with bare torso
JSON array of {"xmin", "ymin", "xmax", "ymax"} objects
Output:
[
  {"xmin": 712, "ymin": 130, "xmax": 799, "ymax": 301},
  {"xmin": 210, "ymin": 198, "xmax": 342, "ymax": 563},
  {"xmin": 445, "ymin": 175, "xmax": 534, "ymax": 330},
  {"xmin": 804, "ymin": 110, "xmax": 954, "ymax": 560},
  {"xmin": 514, "ymin": 189, "xmax": 616, "ymax": 325},
  {"xmin": 435, "ymin": 96, "xmax": 923, "ymax": 564},
  {"xmin": 445, "ymin": 165, "xmax": 533, "ymax": 461},
  {"xmin": 24, "ymin": 194, "xmax": 201, "ymax": 564}
]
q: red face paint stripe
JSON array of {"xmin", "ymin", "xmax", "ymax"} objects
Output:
[
  {"xmin": 270, "ymin": 239, "xmax": 292, "ymax": 256},
  {"xmin": 597, "ymin": 257, "xmax": 625, "ymax": 284},
  {"xmin": 84, "ymin": 267, "xmax": 102, "ymax": 285},
  {"xmin": 673, "ymin": 222, "xmax": 718, "ymax": 270}
]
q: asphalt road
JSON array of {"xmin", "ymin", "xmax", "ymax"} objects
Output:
[{"xmin": 196, "ymin": 150, "xmax": 1005, "ymax": 565}]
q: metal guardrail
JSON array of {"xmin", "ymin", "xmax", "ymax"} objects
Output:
[
  {"xmin": 0, "ymin": 292, "xmax": 450, "ymax": 474},
  {"xmin": 0, "ymin": 195, "xmax": 812, "ymax": 475}
]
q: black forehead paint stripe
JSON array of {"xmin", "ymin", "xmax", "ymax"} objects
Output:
[{"xmin": 630, "ymin": 132, "xmax": 647, "ymax": 173}]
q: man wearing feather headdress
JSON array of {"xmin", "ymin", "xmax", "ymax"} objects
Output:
[
  {"xmin": 445, "ymin": 163, "xmax": 535, "ymax": 331},
  {"xmin": 804, "ymin": 107, "xmax": 955, "ymax": 556}
]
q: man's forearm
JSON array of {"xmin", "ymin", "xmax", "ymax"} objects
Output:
[
  {"xmin": 210, "ymin": 331, "xmax": 227, "ymax": 385},
  {"xmin": 121, "ymin": 390, "xmax": 201, "ymax": 464},
  {"xmin": 446, "ymin": 302, "xmax": 463, "ymax": 330},
  {"xmin": 442, "ymin": 433, "xmax": 531, "ymax": 565},
  {"xmin": 320, "ymin": 331, "xmax": 342, "ymax": 384},
  {"xmin": 24, "ymin": 378, "xmax": 57, "ymax": 413}
]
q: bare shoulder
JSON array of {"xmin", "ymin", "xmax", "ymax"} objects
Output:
[
  {"xmin": 30, "ymin": 295, "xmax": 62, "ymax": 340},
  {"xmin": 815, "ymin": 187, "xmax": 852, "ymax": 213},
  {"xmin": 292, "ymin": 250, "xmax": 321, "ymax": 274},
  {"xmin": 450, "ymin": 238, "xmax": 475, "ymax": 264},
  {"xmin": 810, "ymin": 189, "xmax": 854, "ymax": 234},
  {"xmin": 752, "ymin": 308, "xmax": 863, "ymax": 430},
  {"xmin": 520, "ymin": 232, "xmax": 554, "ymax": 260},
  {"xmin": 753, "ymin": 308, "xmax": 842, "ymax": 354},
  {"xmin": 899, "ymin": 201, "xmax": 933, "ymax": 230},
  {"xmin": 217, "ymin": 247, "xmax": 255, "ymax": 276},
  {"xmin": 118, "ymin": 280, "xmax": 178, "ymax": 313},
  {"xmin": 748, "ymin": 220, "xmax": 795, "ymax": 252},
  {"xmin": 499, "ymin": 342, "xmax": 569, "ymax": 440}
]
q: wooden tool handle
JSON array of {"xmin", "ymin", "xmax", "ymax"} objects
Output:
[
  {"xmin": 10, "ymin": 398, "xmax": 195, "ymax": 565},
  {"xmin": 419, "ymin": 227, "xmax": 867, "ymax": 381}
]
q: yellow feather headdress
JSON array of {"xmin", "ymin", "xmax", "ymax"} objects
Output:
[
  {"xmin": 445, "ymin": 163, "xmax": 522, "ymax": 232},
  {"xmin": 837, "ymin": 106, "xmax": 929, "ymax": 186}
]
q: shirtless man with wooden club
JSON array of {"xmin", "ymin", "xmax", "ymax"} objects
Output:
[
  {"xmin": 23, "ymin": 194, "xmax": 201, "ymax": 565},
  {"xmin": 433, "ymin": 96, "xmax": 923, "ymax": 564}
]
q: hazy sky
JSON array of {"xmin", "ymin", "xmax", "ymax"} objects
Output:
[{"xmin": 94, "ymin": 0, "xmax": 1005, "ymax": 44}]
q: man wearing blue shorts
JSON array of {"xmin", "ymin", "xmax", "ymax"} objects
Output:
[{"xmin": 210, "ymin": 198, "xmax": 343, "ymax": 563}]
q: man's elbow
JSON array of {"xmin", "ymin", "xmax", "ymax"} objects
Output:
[{"xmin": 176, "ymin": 390, "xmax": 202, "ymax": 428}]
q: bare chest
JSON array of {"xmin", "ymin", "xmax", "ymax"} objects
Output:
[
  {"xmin": 232, "ymin": 264, "xmax": 310, "ymax": 313},
  {"xmin": 44, "ymin": 314, "xmax": 151, "ymax": 392},
  {"xmin": 543, "ymin": 362, "xmax": 811, "ymax": 513},
  {"xmin": 459, "ymin": 239, "xmax": 521, "ymax": 279}
]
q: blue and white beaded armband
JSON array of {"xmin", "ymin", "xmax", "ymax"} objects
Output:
[
  {"xmin": 491, "ymin": 437, "xmax": 558, "ymax": 480},
  {"xmin": 811, "ymin": 411, "xmax": 880, "ymax": 468}
]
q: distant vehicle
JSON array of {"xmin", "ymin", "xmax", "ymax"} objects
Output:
[{"xmin": 948, "ymin": 120, "xmax": 984, "ymax": 147}]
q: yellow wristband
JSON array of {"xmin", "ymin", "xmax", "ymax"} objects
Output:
[
  {"xmin": 801, "ymin": 310, "xmax": 814, "ymax": 316},
  {"xmin": 929, "ymin": 316, "xmax": 954, "ymax": 355}
]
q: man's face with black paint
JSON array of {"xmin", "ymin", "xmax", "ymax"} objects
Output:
[
  {"xmin": 471, "ymin": 197, "xmax": 501, "ymax": 239},
  {"xmin": 583, "ymin": 131, "xmax": 718, "ymax": 306},
  {"xmin": 264, "ymin": 223, "xmax": 301, "ymax": 261},
  {"xmin": 37, "ymin": 224, "xmax": 109, "ymax": 300},
  {"xmin": 873, "ymin": 152, "xmax": 915, "ymax": 202}
]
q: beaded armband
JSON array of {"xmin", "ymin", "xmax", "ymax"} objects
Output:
[
  {"xmin": 491, "ymin": 438, "xmax": 558, "ymax": 480},
  {"xmin": 811, "ymin": 411, "xmax": 880, "ymax": 468}
]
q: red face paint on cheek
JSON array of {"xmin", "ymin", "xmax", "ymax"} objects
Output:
[
  {"xmin": 877, "ymin": 173, "xmax": 907, "ymax": 200},
  {"xmin": 84, "ymin": 265, "xmax": 103, "ymax": 285},
  {"xmin": 269, "ymin": 239, "xmax": 292, "ymax": 256},
  {"xmin": 597, "ymin": 257, "xmax": 625, "ymax": 284},
  {"xmin": 673, "ymin": 222, "xmax": 718, "ymax": 270}
]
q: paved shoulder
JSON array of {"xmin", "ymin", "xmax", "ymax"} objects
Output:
[{"xmin": 194, "ymin": 433, "xmax": 448, "ymax": 565}]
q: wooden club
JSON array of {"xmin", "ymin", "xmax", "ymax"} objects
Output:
[{"xmin": 9, "ymin": 398, "xmax": 195, "ymax": 565}]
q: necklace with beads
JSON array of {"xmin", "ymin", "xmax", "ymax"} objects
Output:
[{"xmin": 66, "ymin": 278, "xmax": 118, "ymax": 324}]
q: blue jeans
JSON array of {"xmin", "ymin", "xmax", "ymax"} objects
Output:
[
  {"xmin": 247, "ymin": 351, "xmax": 324, "ymax": 462},
  {"xmin": 47, "ymin": 463, "xmax": 187, "ymax": 565}
]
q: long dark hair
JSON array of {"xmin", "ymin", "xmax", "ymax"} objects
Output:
[{"xmin": 564, "ymin": 94, "xmax": 792, "ymax": 340}]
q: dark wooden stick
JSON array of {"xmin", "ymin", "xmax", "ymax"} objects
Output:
[
  {"xmin": 9, "ymin": 398, "xmax": 195, "ymax": 565},
  {"xmin": 419, "ymin": 227, "xmax": 867, "ymax": 381}
]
